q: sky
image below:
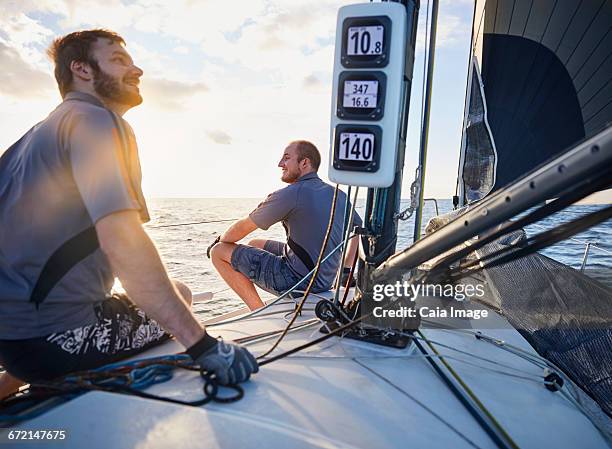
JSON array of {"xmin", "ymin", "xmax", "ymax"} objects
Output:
[{"xmin": 1, "ymin": 0, "xmax": 481, "ymax": 199}]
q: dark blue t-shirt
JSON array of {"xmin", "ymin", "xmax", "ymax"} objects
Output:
[{"xmin": 249, "ymin": 173, "xmax": 361, "ymax": 290}]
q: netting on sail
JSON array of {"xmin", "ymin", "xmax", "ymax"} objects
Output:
[
  {"xmin": 460, "ymin": 59, "xmax": 496, "ymax": 204},
  {"xmin": 476, "ymin": 230, "xmax": 612, "ymax": 418}
]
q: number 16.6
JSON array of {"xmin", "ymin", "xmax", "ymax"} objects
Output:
[{"xmin": 351, "ymin": 97, "xmax": 370, "ymax": 107}]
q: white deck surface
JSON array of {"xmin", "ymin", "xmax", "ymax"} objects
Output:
[{"xmin": 4, "ymin": 293, "xmax": 609, "ymax": 449}]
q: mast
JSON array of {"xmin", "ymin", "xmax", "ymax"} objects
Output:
[
  {"xmin": 412, "ymin": 0, "xmax": 438, "ymax": 241},
  {"xmin": 352, "ymin": 0, "xmax": 420, "ymax": 339},
  {"xmin": 326, "ymin": 0, "xmax": 421, "ymax": 343}
]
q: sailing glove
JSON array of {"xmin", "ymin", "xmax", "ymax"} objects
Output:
[
  {"xmin": 187, "ymin": 333, "xmax": 258, "ymax": 385},
  {"xmin": 206, "ymin": 236, "xmax": 221, "ymax": 259}
]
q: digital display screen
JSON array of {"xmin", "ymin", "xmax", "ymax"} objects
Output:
[
  {"xmin": 343, "ymin": 80, "xmax": 378, "ymax": 109},
  {"xmin": 338, "ymin": 132, "xmax": 375, "ymax": 162},
  {"xmin": 347, "ymin": 25, "xmax": 384, "ymax": 56}
]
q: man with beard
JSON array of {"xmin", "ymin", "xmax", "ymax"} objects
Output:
[
  {"xmin": 0, "ymin": 30, "xmax": 257, "ymax": 398},
  {"xmin": 209, "ymin": 141, "xmax": 361, "ymax": 310}
]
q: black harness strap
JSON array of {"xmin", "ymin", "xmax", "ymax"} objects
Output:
[
  {"xmin": 286, "ymin": 237, "xmax": 316, "ymax": 272},
  {"xmin": 30, "ymin": 227, "xmax": 99, "ymax": 308},
  {"xmin": 29, "ymin": 106, "xmax": 128, "ymax": 308},
  {"xmin": 281, "ymin": 222, "xmax": 316, "ymax": 272}
]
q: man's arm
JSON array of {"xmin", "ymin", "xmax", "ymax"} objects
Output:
[
  {"xmin": 96, "ymin": 210, "xmax": 206, "ymax": 348},
  {"xmin": 220, "ymin": 217, "xmax": 258, "ymax": 243}
]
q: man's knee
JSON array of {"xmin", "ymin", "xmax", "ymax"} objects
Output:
[
  {"xmin": 209, "ymin": 241, "xmax": 223, "ymax": 261},
  {"xmin": 173, "ymin": 279, "xmax": 192, "ymax": 306},
  {"xmin": 210, "ymin": 242, "xmax": 235, "ymax": 264}
]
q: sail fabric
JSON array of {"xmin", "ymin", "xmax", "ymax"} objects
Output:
[
  {"xmin": 457, "ymin": 0, "xmax": 612, "ymax": 204},
  {"xmin": 476, "ymin": 230, "xmax": 612, "ymax": 420}
]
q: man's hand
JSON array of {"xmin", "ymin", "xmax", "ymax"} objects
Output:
[
  {"xmin": 187, "ymin": 334, "xmax": 258, "ymax": 385},
  {"xmin": 206, "ymin": 236, "xmax": 221, "ymax": 259}
]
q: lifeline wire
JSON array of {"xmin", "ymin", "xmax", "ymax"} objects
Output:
[{"xmin": 147, "ymin": 218, "xmax": 237, "ymax": 229}]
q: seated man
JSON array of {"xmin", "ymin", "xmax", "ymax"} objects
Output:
[
  {"xmin": 0, "ymin": 29, "xmax": 257, "ymax": 398},
  {"xmin": 210, "ymin": 140, "xmax": 361, "ymax": 310}
]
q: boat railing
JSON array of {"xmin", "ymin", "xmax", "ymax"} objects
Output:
[
  {"xmin": 424, "ymin": 198, "xmax": 439, "ymax": 216},
  {"xmin": 527, "ymin": 222, "xmax": 611, "ymax": 272}
]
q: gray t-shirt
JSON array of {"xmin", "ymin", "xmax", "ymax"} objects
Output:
[
  {"xmin": 249, "ymin": 173, "xmax": 361, "ymax": 290},
  {"xmin": 0, "ymin": 92, "xmax": 149, "ymax": 339}
]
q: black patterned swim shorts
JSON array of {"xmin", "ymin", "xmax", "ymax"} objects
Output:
[{"xmin": 0, "ymin": 294, "xmax": 170, "ymax": 382}]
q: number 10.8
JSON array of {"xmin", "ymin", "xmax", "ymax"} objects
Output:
[{"xmin": 349, "ymin": 29, "xmax": 382, "ymax": 55}]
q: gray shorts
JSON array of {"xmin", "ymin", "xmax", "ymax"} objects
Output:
[{"xmin": 230, "ymin": 240, "xmax": 312, "ymax": 295}]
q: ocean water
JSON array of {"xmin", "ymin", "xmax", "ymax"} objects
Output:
[{"xmin": 144, "ymin": 198, "xmax": 611, "ymax": 320}]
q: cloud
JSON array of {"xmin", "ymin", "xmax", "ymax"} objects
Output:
[
  {"xmin": 0, "ymin": 10, "xmax": 56, "ymax": 72},
  {"xmin": 141, "ymin": 77, "xmax": 208, "ymax": 109},
  {"xmin": 0, "ymin": 12, "xmax": 54, "ymax": 48},
  {"xmin": 0, "ymin": 41, "xmax": 54, "ymax": 98},
  {"xmin": 416, "ymin": 8, "xmax": 471, "ymax": 52},
  {"xmin": 173, "ymin": 46, "xmax": 189, "ymax": 55},
  {"xmin": 437, "ymin": 14, "xmax": 471, "ymax": 47},
  {"xmin": 206, "ymin": 130, "xmax": 232, "ymax": 145}
]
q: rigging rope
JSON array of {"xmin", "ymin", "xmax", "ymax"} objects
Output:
[
  {"xmin": 353, "ymin": 358, "xmax": 483, "ymax": 449},
  {"xmin": 415, "ymin": 330, "xmax": 520, "ymax": 449},
  {"xmin": 333, "ymin": 187, "xmax": 359, "ymax": 305},
  {"xmin": 0, "ymin": 355, "xmax": 243, "ymax": 425},
  {"xmin": 147, "ymin": 218, "xmax": 237, "ymax": 229}
]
